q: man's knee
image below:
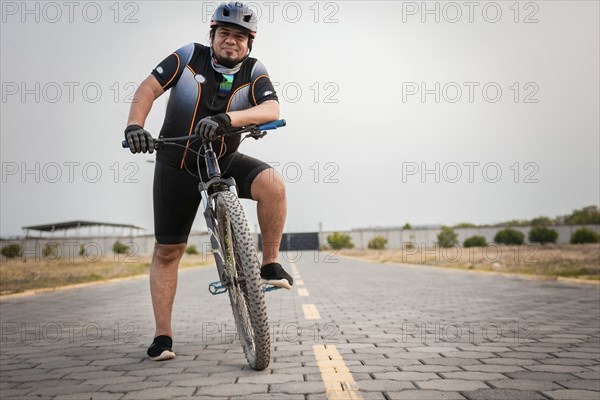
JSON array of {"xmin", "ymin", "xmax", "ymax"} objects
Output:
[
  {"xmin": 252, "ymin": 168, "xmax": 286, "ymax": 201},
  {"xmin": 153, "ymin": 243, "xmax": 186, "ymax": 265}
]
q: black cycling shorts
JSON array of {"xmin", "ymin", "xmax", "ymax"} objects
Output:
[{"xmin": 153, "ymin": 152, "xmax": 271, "ymax": 244}]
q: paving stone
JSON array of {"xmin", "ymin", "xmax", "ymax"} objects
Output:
[
  {"xmin": 574, "ymin": 371, "xmax": 600, "ymax": 379},
  {"xmin": 462, "ymin": 365, "xmax": 526, "ymax": 373},
  {"xmin": 421, "ymin": 358, "xmax": 483, "ymax": 366},
  {"xmin": 457, "ymin": 346, "xmax": 511, "ymax": 352},
  {"xmin": 373, "ymin": 371, "xmax": 439, "ymax": 380},
  {"xmin": 387, "ymin": 391, "xmax": 467, "ymax": 399},
  {"xmin": 550, "ymin": 352, "xmax": 600, "ymax": 359},
  {"xmin": 126, "ymin": 367, "xmax": 185, "ymax": 376},
  {"xmin": 13, "ymin": 378, "xmax": 84, "ymax": 390},
  {"xmin": 64, "ymin": 370, "xmax": 126, "ymax": 380},
  {"xmin": 54, "ymin": 392, "xmax": 125, "ymax": 400},
  {"xmin": 488, "ymin": 379, "xmax": 561, "ymax": 390},
  {"xmin": 409, "ymin": 347, "xmax": 460, "ymax": 353},
  {"xmin": 83, "ymin": 375, "xmax": 144, "ymax": 386},
  {"xmin": 29, "ymin": 384, "xmax": 104, "ymax": 397},
  {"xmin": 505, "ymin": 371, "xmax": 579, "ymax": 381},
  {"xmin": 144, "ymin": 372, "xmax": 212, "ymax": 382},
  {"xmin": 539, "ymin": 358, "xmax": 597, "ymax": 366},
  {"xmin": 245, "ymin": 395, "xmax": 305, "ymax": 400},
  {"xmin": 557, "ymin": 379, "xmax": 600, "ymax": 391},
  {"xmin": 122, "ymin": 386, "xmax": 195, "ymax": 399},
  {"xmin": 440, "ymin": 372, "xmax": 506, "ymax": 380},
  {"xmin": 463, "ymin": 389, "xmax": 546, "ymax": 400},
  {"xmin": 416, "ymin": 379, "xmax": 490, "ymax": 391},
  {"xmin": 542, "ymin": 389, "xmax": 600, "ymax": 400},
  {"xmin": 353, "ymin": 379, "xmax": 415, "ymax": 391},
  {"xmin": 238, "ymin": 373, "xmax": 304, "ymax": 384},
  {"xmin": 362, "ymin": 358, "xmax": 422, "ymax": 366},
  {"xmin": 0, "ymin": 388, "xmax": 38, "ymax": 398},
  {"xmin": 483, "ymin": 358, "xmax": 540, "ymax": 366},
  {"xmin": 103, "ymin": 380, "xmax": 165, "ymax": 392},
  {"xmin": 270, "ymin": 381, "xmax": 327, "ymax": 394},
  {"xmin": 401, "ymin": 365, "xmax": 463, "ymax": 373}
]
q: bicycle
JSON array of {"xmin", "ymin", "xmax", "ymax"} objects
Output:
[{"xmin": 122, "ymin": 119, "xmax": 286, "ymax": 370}]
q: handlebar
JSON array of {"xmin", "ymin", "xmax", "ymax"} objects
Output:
[{"xmin": 122, "ymin": 119, "xmax": 286, "ymax": 149}]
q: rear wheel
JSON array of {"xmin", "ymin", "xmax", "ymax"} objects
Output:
[{"xmin": 215, "ymin": 191, "xmax": 270, "ymax": 370}]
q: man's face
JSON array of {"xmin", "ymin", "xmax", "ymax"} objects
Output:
[{"xmin": 212, "ymin": 25, "xmax": 250, "ymax": 65}]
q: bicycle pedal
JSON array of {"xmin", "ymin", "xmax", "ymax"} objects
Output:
[
  {"xmin": 263, "ymin": 285, "xmax": 282, "ymax": 293},
  {"xmin": 209, "ymin": 281, "xmax": 228, "ymax": 295}
]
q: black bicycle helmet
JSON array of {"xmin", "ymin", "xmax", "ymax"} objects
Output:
[{"xmin": 211, "ymin": 2, "xmax": 258, "ymax": 38}]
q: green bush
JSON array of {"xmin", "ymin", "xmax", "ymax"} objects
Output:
[
  {"xmin": 42, "ymin": 243, "xmax": 60, "ymax": 258},
  {"xmin": 368, "ymin": 236, "xmax": 387, "ymax": 250},
  {"xmin": 112, "ymin": 241, "xmax": 130, "ymax": 254},
  {"xmin": 437, "ymin": 226, "xmax": 458, "ymax": 248},
  {"xmin": 1, "ymin": 243, "xmax": 21, "ymax": 258},
  {"xmin": 185, "ymin": 245, "xmax": 199, "ymax": 255},
  {"xmin": 79, "ymin": 244, "xmax": 86, "ymax": 257},
  {"xmin": 463, "ymin": 235, "xmax": 488, "ymax": 248},
  {"xmin": 402, "ymin": 223, "xmax": 413, "ymax": 230},
  {"xmin": 528, "ymin": 226, "xmax": 558, "ymax": 244},
  {"xmin": 327, "ymin": 232, "xmax": 354, "ymax": 250},
  {"xmin": 570, "ymin": 228, "xmax": 600, "ymax": 244},
  {"xmin": 494, "ymin": 229, "xmax": 525, "ymax": 245}
]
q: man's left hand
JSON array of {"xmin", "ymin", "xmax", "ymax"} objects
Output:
[{"xmin": 194, "ymin": 113, "xmax": 232, "ymax": 142}]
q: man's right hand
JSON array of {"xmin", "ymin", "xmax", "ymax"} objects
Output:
[{"xmin": 124, "ymin": 125, "xmax": 154, "ymax": 154}]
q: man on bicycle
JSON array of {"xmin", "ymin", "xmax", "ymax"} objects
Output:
[{"xmin": 124, "ymin": 2, "xmax": 293, "ymax": 361}]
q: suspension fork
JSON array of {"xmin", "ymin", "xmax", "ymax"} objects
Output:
[{"xmin": 200, "ymin": 142, "xmax": 238, "ymax": 288}]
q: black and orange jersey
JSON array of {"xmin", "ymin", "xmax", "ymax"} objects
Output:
[{"xmin": 150, "ymin": 43, "xmax": 278, "ymax": 169}]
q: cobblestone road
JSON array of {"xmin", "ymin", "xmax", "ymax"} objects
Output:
[{"xmin": 1, "ymin": 253, "xmax": 599, "ymax": 399}]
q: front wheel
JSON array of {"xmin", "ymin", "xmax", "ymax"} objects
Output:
[{"xmin": 215, "ymin": 191, "xmax": 270, "ymax": 370}]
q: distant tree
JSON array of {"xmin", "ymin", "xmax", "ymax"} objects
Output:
[
  {"xmin": 563, "ymin": 206, "xmax": 600, "ymax": 225},
  {"xmin": 437, "ymin": 226, "xmax": 458, "ymax": 248},
  {"xmin": 368, "ymin": 236, "xmax": 387, "ymax": 250},
  {"xmin": 454, "ymin": 222, "xmax": 477, "ymax": 228},
  {"xmin": 112, "ymin": 241, "xmax": 130, "ymax": 254},
  {"xmin": 402, "ymin": 223, "xmax": 413, "ymax": 230},
  {"xmin": 530, "ymin": 216, "xmax": 553, "ymax": 226},
  {"xmin": 327, "ymin": 232, "xmax": 354, "ymax": 250}
]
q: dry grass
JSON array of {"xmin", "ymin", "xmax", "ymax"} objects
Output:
[
  {"xmin": 0, "ymin": 254, "xmax": 212, "ymax": 295},
  {"xmin": 339, "ymin": 244, "xmax": 600, "ymax": 281}
]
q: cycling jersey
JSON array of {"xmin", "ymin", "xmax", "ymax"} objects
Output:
[{"xmin": 151, "ymin": 43, "xmax": 278, "ymax": 169}]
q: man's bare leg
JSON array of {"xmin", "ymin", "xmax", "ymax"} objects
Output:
[
  {"xmin": 251, "ymin": 168, "xmax": 293, "ymax": 289},
  {"xmin": 150, "ymin": 243, "xmax": 186, "ymax": 338},
  {"xmin": 251, "ymin": 168, "xmax": 287, "ymax": 265}
]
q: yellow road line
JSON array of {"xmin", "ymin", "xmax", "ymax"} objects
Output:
[
  {"xmin": 313, "ymin": 345, "xmax": 363, "ymax": 400},
  {"xmin": 297, "ymin": 288, "xmax": 309, "ymax": 297},
  {"xmin": 302, "ymin": 304, "xmax": 321, "ymax": 320}
]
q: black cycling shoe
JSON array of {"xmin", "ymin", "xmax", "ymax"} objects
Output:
[
  {"xmin": 260, "ymin": 263, "xmax": 294, "ymax": 290},
  {"xmin": 147, "ymin": 335, "xmax": 176, "ymax": 361}
]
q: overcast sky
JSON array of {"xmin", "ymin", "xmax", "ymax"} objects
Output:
[{"xmin": 1, "ymin": 0, "xmax": 599, "ymax": 236}]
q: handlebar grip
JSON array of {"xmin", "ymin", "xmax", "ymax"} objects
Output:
[
  {"xmin": 258, "ymin": 119, "xmax": 286, "ymax": 131},
  {"xmin": 122, "ymin": 139, "xmax": 129, "ymax": 148}
]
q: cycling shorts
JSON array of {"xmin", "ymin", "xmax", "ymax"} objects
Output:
[{"xmin": 153, "ymin": 152, "xmax": 271, "ymax": 244}]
